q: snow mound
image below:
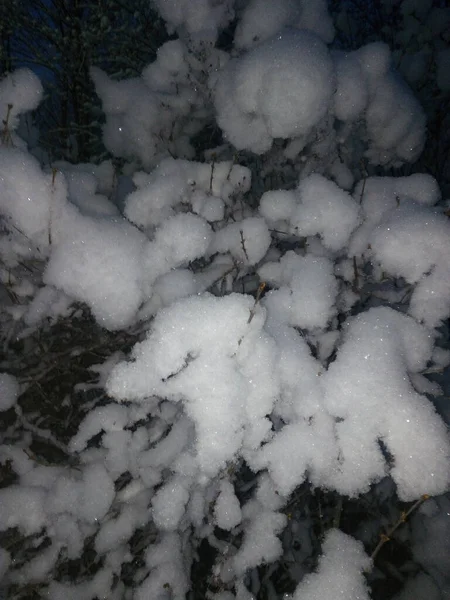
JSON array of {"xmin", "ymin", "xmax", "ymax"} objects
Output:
[{"xmin": 213, "ymin": 29, "xmax": 334, "ymax": 153}]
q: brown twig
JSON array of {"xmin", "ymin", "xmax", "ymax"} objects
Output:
[
  {"xmin": 1, "ymin": 103, "xmax": 13, "ymax": 146},
  {"xmin": 370, "ymin": 494, "xmax": 429, "ymax": 562},
  {"xmin": 247, "ymin": 282, "xmax": 266, "ymax": 324},
  {"xmin": 240, "ymin": 229, "xmax": 249, "ymax": 261},
  {"xmin": 209, "ymin": 155, "xmax": 216, "ymax": 193}
]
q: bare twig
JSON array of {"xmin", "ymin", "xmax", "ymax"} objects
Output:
[
  {"xmin": 240, "ymin": 229, "xmax": 249, "ymax": 261},
  {"xmin": 209, "ymin": 155, "xmax": 216, "ymax": 193},
  {"xmin": 370, "ymin": 494, "xmax": 429, "ymax": 562},
  {"xmin": 352, "ymin": 256, "xmax": 359, "ymax": 291},
  {"xmin": 247, "ymin": 282, "xmax": 266, "ymax": 324},
  {"xmin": 1, "ymin": 103, "xmax": 13, "ymax": 146}
]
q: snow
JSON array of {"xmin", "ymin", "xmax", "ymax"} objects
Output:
[
  {"xmin": 44, "ymin": 211, "xmax": 146, "ymax": 330},
  {"xmin": 214, "ymin": 32, "xmax": 424, "ymax": 166},
  {"xmin": 290, "ymin": 529, "xmax": 371, "ymax": 600},
  {"xmin": 141, "ymin": 213, "xmax": 212, "ymax": 289},
  {"xmin": 295, "ymin": 0, "xmax": 335, "ymax": 44},
  {"xmin": 1, "ymin": 3, "xmax": 450, "ymax": 598},
  {"xmin": 234, "ymin": 0, "xmax": 303, "ymax": 50},
  {"xmin": 0, "ymin": 372, "xmax": 19, "ymax": 411},
  {"xmin": 260, "ymin": 174, "xmax": 360, "ymax": 252},
  {"xmin": 365, "ymin": 71, "xmax": 426, "ymax": 164},
  {"xmin": 0, "ymin": 69, "xmax": 43, "ymax": 132},
  {"xmin": 90, "ymin": 67, "xmax": 164, "ymax": 169},
  {"xmin": 135, "ymin": 533, "xmax": 189, "ymax": 600},
  {"xmin": 0, "ymin": 485, "xmax": 47, "ymax": 535},
  {"xmin": 234, "ymin": 0, "xmax": 334, "ymax": 50},
  {"xmin": 56, "ymin": 166, "xmax": 119, "ymax": 218},
  {"xmin": 95, "ymin": 508, "xmax": 136, "ymax": 554},
  {"xmin": 152, "ymin": 0, "xmax": 234, "ymax": 43},
  {"xmin": 214, "ymin": 480, "xmax": 242, "ymax": 530},
  {"xmin": 248, "ymin": 416, "xmax": 337, "ymax": 497},
  {"xmin": 69, "ymin": 404, "xmax": 129, "ymax": 453},
  {"xmin": 213, "ymin": 29, "xmax": 334, "ymax": 153},
  {"xmin": 0, "ymin": 547, "xmax": 11, "ymax": 581},
  {"xmin": 46, "ymin": 568, "xmax": 115, "ymax": 600},
  {"xmin": 91, "ymin": 41, "xmax": 228, "ymax": 168},
  {"xmin": 139, "ymin": 269, "xmax": 198, "ymax": 319},
  {"xmin": 322, "ymin": 307, "xmax": 450, "ymax": 500},
  {"xmin": 139, "ymin": 415, "xmax": 192, "ymax": 471},
  {"xmin": 79, "ymin": 462, "xmax": 115, "ymax": 523},
  {"xmin": 209, "ymin": 217, "xmax": 271, "ymax": 266},
  {"xmin": 350, "ymin": 174, "xmax": 440, "ymax": 257},
  {"xmin": 333, "ymin": 51, "xmax": 369, "ymax": 122},
  {"xmin": 370, "ymin": 203, "xmax": 449, "ymax": 282},
  {"xmin": 50, "ymin": 515, "xmax": 84, "ymax": 559},
  {"xmin": 259, "ymin": 253, "xmax": 338, "ymax": 329},
  {"xmin": 409, "ymin": 495, "xmax": 450, "ymax": 595},
  {"xmin": 24, "ymin": 286, "xmax": 72, "ymax": 326},
  {"xmin": 46, "ymin": 463, "xmax": 114, "ymax": 524},
  {"xmin": 125, "ymin": 159, "xmax": 190, "ymax": 227},
  {"xmin": 143, "ymin": 39, "xmax": 189, "ymax": 91},
  {"xmin": 107, "ymin": 293, "xmax": 278, "ymax": 478},
  {"xmin": 0, "ymin": 147, "xmax": 64, "ymax": 258},
  {"xmin": 8, "ymin": 543, "xmax": 62, "ymax": 585},
  {"xmin": 350, "ymin": 174, "xmax": 450, "ymax": 328},
  {"xmin": 294, "ymin": 175, "xmax": 360, "ymax": 251},
  {"xmin": 259, "ymin": 190, "xmax": 296, "ymax": 223},
  {"xmin": 125, "ymin": 157, "xmax": 251, "ymax": 228},
  {"xmin": 230, "ymin": 501, "xmax": 286, "ymax": 576},
  {"xmin": 152, "ymin": 476, "xmax": 191, "ymax": 530},
  {"xmin": 333, "ymin": 42, "xmax": 426, "ymax": 166}
]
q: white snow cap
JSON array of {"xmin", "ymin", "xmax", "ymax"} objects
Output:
[
  {"xmin": 209, "ymin": 217, "xmax": 271, "ymax": 265},
  {"xmin": 214, "ymin": 480, "xmax": 242, "ymax": 530},
  {"xmin": 213, "ymin": 28, "xmax": 334, "ymax": 153},
  {"xmin": 91, "ymin": 66, "xmax": 165, "ymax": 169},
  {"xmin": 107, "ymin": 293, "xmax": 278, "ymax": 478},
  {"xmin": 0, "ymin": 68, "xmax": 43, "ymax": 131},
  {"xmin": 231, "ymin": 500, "xmax": 286, "ymax": 576},
  {"xmin": 44, "ymin": 211, "xmax": 147, "ymax": 330},
  {"xmin": 140, "ymin": 213, "xmax": 212, "ymax": 293},
  {"xmin": 54, "ymin": 162, "xmax": 118, "ymax": 218},
  {"xmin": 259, "ymin": 252, "xmax": 338, "ymax": 330},
  {"xmin": 260, "ymin": 173, "xmax": 360, "ymax": 252},
  {"xmin": 153, "ymin": 0, "xmax": 234, "ymax": 43},
  {"xmin": 234, "ymin": 0, "xmax": 334, "ymax": 50},
  {"xmin": 0, "ymin": 147, "xmax": 66, "ymax": 258},
  {"xmin": 290, "ymin": 529, "xmax": 371, "ymax": 600},
  {"xmin": 125, "ymin": 157, "xmax": 251, "ymax": 228},
  {"xmin": 351, "ymin": 174, "xmax": 450, "ymax": 328},
  {"xmin": 91, "ymin": 38, "xmax": 212, "ymax": 169},
  {"xmin": 322, "ymin": 307, "xmax": 450, "ymax": 500},
  {"xmin": 334, "ymin": 42, "xmax": 426, "ymax": 165}
]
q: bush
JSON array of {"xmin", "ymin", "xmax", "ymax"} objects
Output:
[{"xmin": 0, "ymin": 2, "xmax": 449, "ymax": 599}]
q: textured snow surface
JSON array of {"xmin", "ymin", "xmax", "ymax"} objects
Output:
[
  {"xmin": 107, "ymin": 294, "xmax": 450, "ymax": 501},
  {"xmin": 0, "ymin": 6, "xmax": 449, "ymax": 596},
  {"xmin": 44, "ymin": 212, "xmax": 146, "ymax": 330},
  {"xmin": 234, "ymin": 0, "xmax": 334, "ymax": 49},
  {"xmin": 0, "ymin": 69, "xmax": 43, "ymax": 131},
  {"xmin": 153, "ymin": 0, "xmax": 234, "ymax": 42},
  {"xmin": 214, "ymin": 29, "xmax": 334, "ymax": 153},
  {"xmin": 107, "ymin": 293, "xmax": 278, "ymax": 477},
  {"xmin": 291, "ymin": 530, "xmax": 371, "ymax": 600}
]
